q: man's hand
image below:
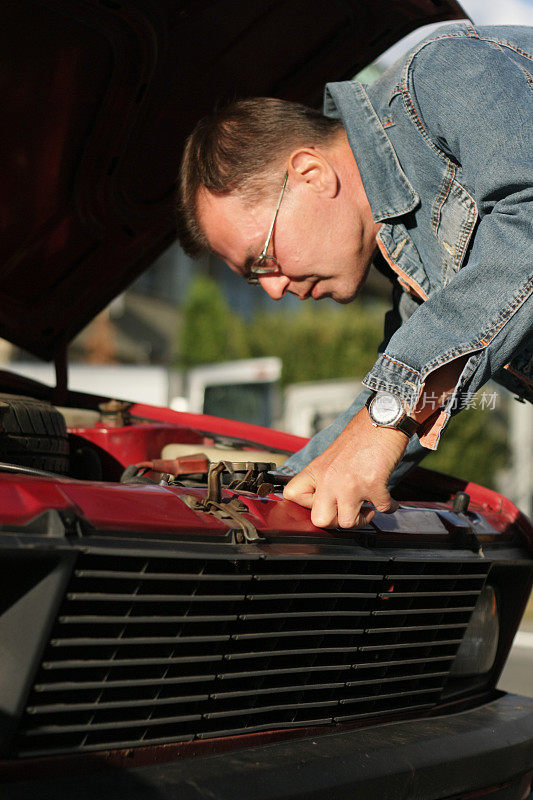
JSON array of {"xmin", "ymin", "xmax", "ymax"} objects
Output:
[{"xmin": 283, "ymin": 407, "xmax": 408, "ymax": 529}]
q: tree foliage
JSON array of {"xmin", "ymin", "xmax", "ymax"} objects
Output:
[
  {"xmin": 248, "ymin": 303, "xmax": 384, "ymax": 385},
  {"xmin": 177, "ymin": 276, "xmax": 248, "ymax": 369}
]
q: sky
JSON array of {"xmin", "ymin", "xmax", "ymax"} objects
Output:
[{"xmin": 379, "ymin": 0, "xmax": 532, "ymax": 65}]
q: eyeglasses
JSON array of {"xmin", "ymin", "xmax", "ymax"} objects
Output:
[{"xmin": 245, "ymin": 171, "xmax": 288, "ymax": 284}]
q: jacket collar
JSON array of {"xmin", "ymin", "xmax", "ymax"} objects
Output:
[{"xmin": 323, "ymin": 81, "xmax": 419, "ymax": 221}]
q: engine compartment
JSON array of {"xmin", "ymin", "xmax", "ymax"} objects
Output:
[{"xmin": 0, "ymin": 393, "xmax": 289, "ymax": 483}]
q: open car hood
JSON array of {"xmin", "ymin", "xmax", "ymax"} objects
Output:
[{"xmin": 0, "ymin": 0, "xmax": 466, "ymax": 361}]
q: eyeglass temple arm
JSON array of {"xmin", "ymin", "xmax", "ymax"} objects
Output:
[{"xmin": 259, "ymin": 171, "xmax": 288, "ymax": 257}]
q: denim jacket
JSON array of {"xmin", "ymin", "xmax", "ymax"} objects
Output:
[{"xmin": 282, "ymin": 23, "xmax": 533, "ymax": 480}]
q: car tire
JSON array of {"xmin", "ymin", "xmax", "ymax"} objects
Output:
[{"xmin": 0, "ymin": 394, "xmax": 69, "ymax": 474}]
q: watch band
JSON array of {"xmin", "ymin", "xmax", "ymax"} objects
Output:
[{"xmin": 395, "ymin": 414, "xmax": 420, "ymax": 438}]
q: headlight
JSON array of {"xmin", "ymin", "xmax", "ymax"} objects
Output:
[{"xmin": 450, "ymin": 584, "xmax": 499, "ymax": 676}]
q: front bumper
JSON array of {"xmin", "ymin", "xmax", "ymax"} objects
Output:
[{"xmin": 3, "ymin": 692, "xmax": 533, "ymax": 800}]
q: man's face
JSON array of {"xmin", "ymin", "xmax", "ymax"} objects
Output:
[{"xmin": 196, "ymin": 142, "xmax": 380, "ymax": 303}]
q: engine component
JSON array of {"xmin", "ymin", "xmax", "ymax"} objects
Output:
[
  {"xmin": 120, "ymin": 453, "xmax": 210, "ymax": 484},
  {"xmin": 181, "ymin": 461, "xmax": 266, "ymax": 543},
  {"xmin": 98, "ymin": 399, "xmax": 132, "ymax": 427}
]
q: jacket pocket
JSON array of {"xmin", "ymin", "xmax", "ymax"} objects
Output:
[{"xmin": 432, "ymin": 176, "xmax": 478, "ymax": 285}]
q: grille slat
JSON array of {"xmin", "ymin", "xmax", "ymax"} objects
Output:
[
  {"xmin": 334, "ymin": 702, "xmax": 435, "ymax": 723},
  {"xmin": 59, "ymin": 615, "xmax": 238, "ymax": 624},
  {"xmin": 67, "ymin": 593, "xmax": 246, "ymax": 602},
  {"xmin": 372, "ymin": 606, "xmax": 476, "ymax": 616},
  {"xmin": 218, "ymin": 663, "xmax": 354, "ymax": 680},
  {"xmin": 377, "ymin": 591, "xmax": 480, "ymax": 598},
  {"xmin": 42, "ymin": 654, "xmax": 223, "ymax": 670},
  {"xmin": 18, "ymin": 551, "xmax": 490, "ymax": 757},
  {"xmin": 50, "ymin": 635, "xmax": 231, "ymax": 647},
  {"xmin": 34, "ymin": 675, "xmax": 215, "ymax": 692},
  {"xmin": 24, "ymin": 713, "xmax": 203, "ymax": 736},
  {"xmin": 346, "ymin": 671, "xmax": 449, "ymax": 687},
  {"xmin": 247, "ymin": 592, "xmax": 376, "ymax": 600},
  {"xmin": 204, "ymin": 699, "xmax": 340, "ymax": 720},
  {"xmin": 366, "ymin": 623, "xmax": 468, "ymax": 633},
  {"xmin": 384, "ymin": 573, "xmax": 486, "ymax": 580},
  {"xmin": 231, "ymin": 628, "xmax": 364, "ymax": 640},
  {"xmin": 239, "ymin": 610, "xmax": 371, "ymax": 620},
  {"xmin": 27, "ymin": 694, "xmax": 210, "ymax": 714},
  {"xmin": 75, "ymin": 570, "xmax": 253, "ymax": 582},
  {"xmin": 359, "ymin": 638, "xmax": 464, "ymax": 652},
  {"xmin": 224, "ymin": 646, "xmax": 361, "ymax": 660},
  {"xmin": 353, "ymin": 655, "xmax": 455, "ymax": 669}
]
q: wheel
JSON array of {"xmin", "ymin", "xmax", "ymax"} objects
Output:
[{"xmin": 0, "ymin": 394, "xmax": 69, "ymax": 474}]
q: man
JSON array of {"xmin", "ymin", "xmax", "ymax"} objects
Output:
[{"xmin": 177, "ymin": 23, "xmax": 533, "ymax": 529}]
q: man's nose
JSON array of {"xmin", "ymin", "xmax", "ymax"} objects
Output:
[{"xmin": 258, "ymin": 274, "xmax": 290, "ymax": 300}]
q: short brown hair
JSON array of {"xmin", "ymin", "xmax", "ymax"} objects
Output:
[{"xmin": 176, "ymin": 97, "xmax": 342, "ymax": 257}]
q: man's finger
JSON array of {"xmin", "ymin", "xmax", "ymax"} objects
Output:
[
  {"xmin": 353, "ymin": 506, "xmax": 376, "ymax": 528},
  {"xmin": 337, "ymin": 502, "xmax": 364, "ymax": 530},
  {"xmin": 310, "ymin": 489, "xmax": 341, "ymax": 528},
  {"xmin": 283, "ymin": 470, "xmax": 317, "ymax": 509}
]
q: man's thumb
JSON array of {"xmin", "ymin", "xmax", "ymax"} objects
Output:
[
  {"xmin": 283, "ymin": 469, "xmax": 317, "ymax": 508},
  {"xmin": 373, "ymin": 491, "xmax": 399, "ymax": 514}
]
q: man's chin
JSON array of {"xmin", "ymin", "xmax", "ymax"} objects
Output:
[
  {"xmin": 334, "ymin": 286, "xmax": 361, "ymax": 304},
  {"xmin": 313, "ymin": 292, "xmax": 355, "ymax": 304}
]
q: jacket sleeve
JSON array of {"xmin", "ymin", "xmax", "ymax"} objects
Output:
[{"xmin": 362, "ymin": 32, "xmax": 533, "ymax": 449}]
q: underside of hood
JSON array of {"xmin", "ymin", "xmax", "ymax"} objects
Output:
[{"xmin": 0, "ymin": 0, "xmax": 466, "ymax": 361}]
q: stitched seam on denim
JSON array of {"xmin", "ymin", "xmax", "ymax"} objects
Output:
[
  {"xmin": 400, "ymin": 31, "xmax": 470, "ymax": 88},
  {"xmin": 419, "ymin": 276, "xmax": 533, "ymax": 375},
  {"xmin": 431, "ymin": 162, "xmax": 456, "ymax": 235},
  {"xmin": 454, "ymin": 187, "xmax": 478, "ymax": 269},
  {"xmin": 480, "ymin": 277, "xmax": 533, "ymax": 345},
  {"xmin": 402, "ymin": 90, "xmax": 449, "ymax": 164},
  {"xmin": 478, "ymin": 37, "xmax": 533, "ymax": 63},
  {"xmin": 362, "ymin": 377, "xmax": 419, "ymax": 399},
  {"xmin": 517, "ymin": 64, "xmax": 533, "ymax": 89},
  {"xmin": 380, "ymin": 354, "xmax": 420, "ymax": 376},
  {"xmin": 420, "ymin": 346, "xmax": 484, "ymax": 384},
  {"xmin": 462, "ymin": 23, "xmax": 478, "ymax": 38},
  {"xmin": 349, "ymin": 83, "xmax": 419, "ymax": 218},
  {"xmin": 377, "ymin": 235, "xmax": 429, "ymax": 301},
  {"xmin": 388, "ymin": 31, "xmax": 466, "ymax": 105},
  {"xmin": 398, "ymin": 29, "xmax": 533, "ymax": 165}
]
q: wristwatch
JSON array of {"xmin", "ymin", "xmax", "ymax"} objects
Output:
[{"xmin": 365, "ymin": 391, "xmax": 420, "ymax": 438}]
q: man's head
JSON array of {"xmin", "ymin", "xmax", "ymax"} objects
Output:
[{"xmin": 177, "ymin": 97, "xmax": 380, "ymax": 303}]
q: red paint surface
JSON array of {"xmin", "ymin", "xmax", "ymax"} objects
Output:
[{"xmin": 0, "ymin": 405, "xmax": 528, "ymax": 550}]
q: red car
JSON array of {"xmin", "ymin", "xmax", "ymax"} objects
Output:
[{"xmin": 0, "ymin": 1, "xmax": 532, "ymax": 798}]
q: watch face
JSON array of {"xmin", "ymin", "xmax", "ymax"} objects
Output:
[{"xmin": 370, "ymin": 392, "xmax": 403, "ymax": 425}]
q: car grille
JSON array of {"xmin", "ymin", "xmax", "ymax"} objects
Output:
[{"xmin": 17, "ymin": 549, "xmax": 490, "ymax": 757}]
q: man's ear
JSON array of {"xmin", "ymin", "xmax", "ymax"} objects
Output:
[{"xmin": 288, "ymin": 148, "xmax": 339, "ymax": 198}]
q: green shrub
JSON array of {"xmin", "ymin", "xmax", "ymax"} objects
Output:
[
  {"xmin": 178, "ymin": 276, "xmax": 249, "ymax": 368},
  {"xmin": 248, "ymin": 302, "xmax": 384, "ymax": 385},
  {"xmin": 423, "ymin": 401, "xmax": 508, "ymax": 489}
]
